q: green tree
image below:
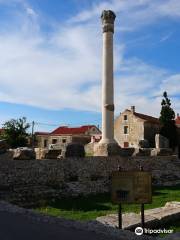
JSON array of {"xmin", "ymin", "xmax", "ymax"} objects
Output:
[
  {"xmin": 159, "ymin": 91, "xmax": 178, "ymax": 149},
  {"xmin": 1, "ymin": 117, "xmax": 30, "ymax": 148}
]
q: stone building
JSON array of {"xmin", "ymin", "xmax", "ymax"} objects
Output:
[
  {"xmin": 35, "ymin": 132, "xmax": 49, "ymax": 148},
  {"xmin": 114, "ymin": 106, "xmax": 161, "ymax": 148},
  {"xmin": 35, "ymin": 125, "xmax": 101, "ymax": 149}
]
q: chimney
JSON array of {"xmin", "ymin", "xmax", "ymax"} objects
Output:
[
  {"xmin": 131, "ymin": 106, "xmax": 135, "ymax": 113},
  {"xmin": 177, "ymin": 113, "xmax": 179, "ymax": 118}
]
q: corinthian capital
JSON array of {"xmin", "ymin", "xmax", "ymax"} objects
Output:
[{"xmin": 101, "ymin": 10, "xmax": 116, "ymax": 33}]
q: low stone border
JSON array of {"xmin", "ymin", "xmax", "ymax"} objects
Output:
[
  {"xmin": 0, "ymin": 201, "xmax": 179, "ymax": 240},
  {"xmin": 97, "ymin": 202, "xmax": 180, "ymax": 231}
]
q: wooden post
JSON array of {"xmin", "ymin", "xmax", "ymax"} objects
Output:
[
  {"xmin": 140, "ymin": 165, "xmax": 145, "ymax": 229},
  {"xmin": 31, "ymin": 121, "xmax": 35, "ymax": 149},
  {"xmin": 118, "ymin": 204, "xmax": 122, "ymax": 229},
  {"xmin": 118, "ymin": 165, "xmax": 122, "ymax": 229},
  {"xmin": 141, "ymin": 203, "xmax": 145, "ymax": 229}
]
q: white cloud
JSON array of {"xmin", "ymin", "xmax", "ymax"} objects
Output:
[
  {"xmin": 160, "ymin": 32, "xmax": 173, "ymax": 42},
  {"xmin": 71, "ymin": 0, "xmax": 180, "ymax": 32},
  {"xmin": 0, "ymin": 0, "xmax": 179, "ymax": 119},
  {"xmin": 114, "ymin": 59, "xmax": 167, "ymax": 117},
  {"xmin": 26, "ymin": 7, "xmax": 36, "ymax": 16},
  {"xmin": 159, "ymin": 74, "xmax": 180, "ymax": 95},
  {"xmin": 0, "ymin": 21, "xmax": 102, "ymax": 111}
]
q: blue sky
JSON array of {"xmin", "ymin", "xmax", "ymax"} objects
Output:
[{"xmin": 0, "ymin": 0, "xmax": 180, "ymax": 132}]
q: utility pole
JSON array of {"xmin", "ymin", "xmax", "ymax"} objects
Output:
[{"xmin": 31, "ymin": 121, "xmax": 35, "ymax": 149}]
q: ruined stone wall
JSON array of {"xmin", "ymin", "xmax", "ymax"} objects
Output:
[{"xmin": 0, "ymin": 155, "xmax": 180, "ymax": 206}]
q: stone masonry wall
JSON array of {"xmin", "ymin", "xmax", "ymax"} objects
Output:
[{"xmin": 0, "ymin": 156, "xmax": 180, "ymax": 206}]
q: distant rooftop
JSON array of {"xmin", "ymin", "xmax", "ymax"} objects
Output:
[
  {"xmin": 134, "ymin": 112, "xmax": 160, "ymax": 124},
  {"xmin": 176, "ymin": 115, "xmax": 180, "ymax": 126},
  {"xmin": 51, "ymin": 125, "xmax": 98, "ymax": 135},
  {"xmin": 35, "ymin": 125, "xmax": 100, "ymax": 136},
  {"xmin": 123, "ymin": 106, "xmax": 160, "ymax": 124}
]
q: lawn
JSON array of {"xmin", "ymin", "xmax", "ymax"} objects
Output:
[
  {"xmin": 36, "ymin": 192, "xmax": 117, "ymax": 221},
  {"xmin": 35, "ymin": 186, "xmax": 180, "ymax": 233},
  {"xmin": 36, "ymin": 186, "xmax": 180, "ymax": 220}
]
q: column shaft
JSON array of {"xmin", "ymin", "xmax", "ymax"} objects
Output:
[
  {"xmin": 102, "ymin": 31, "xmax": 114, "ymax": 143},
  {"xmin": 94, "ymin": 10, "xmax": 121, "ymax": 156}
]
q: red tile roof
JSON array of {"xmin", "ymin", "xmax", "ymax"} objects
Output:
[
  {"xmin": 176, "ymin": 116, "xmax": 180, "ymax": 126},
  {"xmin": 134, "ymin": 112, "xmax": 160, "ymax": 124},
  {"xmin": 51, "ymin": 125, "xmax": 96, "ymax": 135}
]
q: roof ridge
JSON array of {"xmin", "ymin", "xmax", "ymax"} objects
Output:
[
  {"xmin": 134, "ymin": 112, "xmax": 159, "ymax": 120},
  {"xmin": 133, "ymin": 112, "xmax": 159, "ymax": 124},
  {"xmin": 50, "ymin": 125, "xmax": 97, "ymax": 135}
]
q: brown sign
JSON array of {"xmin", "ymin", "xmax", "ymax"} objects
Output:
[{"xmin": 111, "ymin": 171, "xmax": 152, "ymax": 204}]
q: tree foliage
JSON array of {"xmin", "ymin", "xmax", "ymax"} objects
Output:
[
  {"xmin": 159, "ymin": 91, "xmax": 178, "ymax": 149},
  {"xmin": 1, "ymin": 117, "xmax": 30, "ymax": 148}
]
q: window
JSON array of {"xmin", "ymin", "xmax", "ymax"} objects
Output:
[
  {"xmin": 124, "ymin": 115, "xmax": 127, "ymax": 120},
  {"xmin": 62, "ymin": 139, "xmax": 66, "ymax": 143},
  {"xmin": 52, "ymin": 139, "xmax": 57, "ymax": 144},
  {"xmin": 44, "ymin": 139, "xmax": 47, "ymax": 148},
  {"xmin": 124, "ymin": 126, "xmax": 128, "ymax": 134}
]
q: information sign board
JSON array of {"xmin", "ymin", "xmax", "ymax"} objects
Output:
[{"xmin": 111, "ymin": 171, "xmax": 152, "ymax": 204}]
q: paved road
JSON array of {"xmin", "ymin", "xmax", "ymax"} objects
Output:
[{"xmin": 0, "ymin": 211, "xmax": 112, "ymax": 240}]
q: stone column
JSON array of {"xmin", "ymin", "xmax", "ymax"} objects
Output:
[
  {"xmin": 94, "ymin": 10, "xmax": 121, "ymax": 156},
  {"xmin": 101, "ymin": 10, "xmax": 116, "ymax": 144}
]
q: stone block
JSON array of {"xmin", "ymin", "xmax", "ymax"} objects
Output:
[
  {"xmin": 151, "ymin": 148, "xmax": 173, "ymax": 156},
  {"xmin": 0, "ymin": 140, "xmax": 8, "ymax": 154},
  {"xmin": 94, "ymin": 142, "xmax": 121, "ymax": 156},
  {"xmin": 65, "ymin": 143, "xmax": 85, "ymax": 158},
  {"xmin": 155, "ymin": 134, "xmax": 169, "ymax": 148},
  {"xmin": 134, "ymin": 148, "xmax": 151, "ymax": 156},
  {"xmin": 13, "ymin": 148, "xmax": 35, "ymax": 160},
  {"xmin": 35, "ymin": 148, "xmax": 48, "ymax": 159},
  {"xmin": 35, "ymin": 148, "xmax": 63, "ymax": 159},
  {"xmin": 96, "ymin": 201, "xmax": 180, "ymax": 231},
  {"xmin": 165, "ymin": 201, "xmax": 180, "ymax": 208},
  {"xmin": 44, "ymin": 150, "xmax": 62, "ymax": 159},
  {"xmin": 84, "ymin": 142, "xmax": 94, "ymax": 156}
]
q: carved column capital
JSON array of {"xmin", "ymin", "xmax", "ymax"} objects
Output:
[{"xmin": 101, "ymin": 10, "xmax": 116, "ymax": 33}]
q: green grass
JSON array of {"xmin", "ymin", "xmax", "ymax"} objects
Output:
[{"xmin": 35, "ymin": 186, "xmax": 180, "ymax": 224}]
